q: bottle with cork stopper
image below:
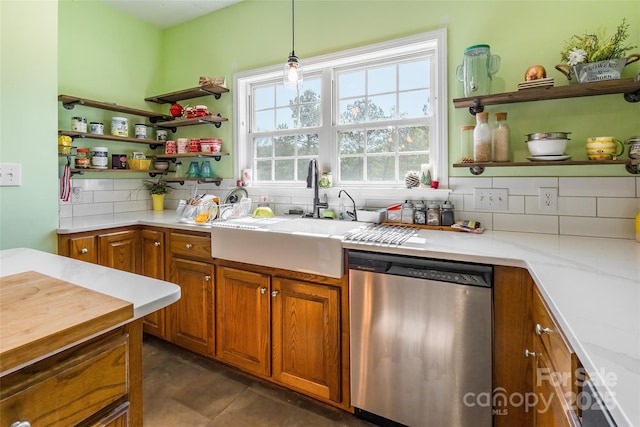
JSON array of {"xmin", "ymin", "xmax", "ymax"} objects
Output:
[
  {"xmin": 492, "ymin": 112, "xmax": 510, "ymax": 162},
  {"xmin": 473, "ymin": 112, "xmax": 492, "ymax": 162}
]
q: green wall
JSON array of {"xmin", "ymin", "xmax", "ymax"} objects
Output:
[{"xmin": 0, "ymin": 0, "xmax": 59, "ymax": 251}]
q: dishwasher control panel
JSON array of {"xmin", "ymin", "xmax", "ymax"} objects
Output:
[{"xmin": 387, "ymin": 265, "xmax": 491, "ymax": 287}]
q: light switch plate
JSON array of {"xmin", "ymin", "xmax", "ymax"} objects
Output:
[
  {"xmin": 0, "ymin": 163, "xmax": 22, "ymax": 186},
  {"xmin": 474, "ymin": 188, "xmax": 508, "ymax": 211}
]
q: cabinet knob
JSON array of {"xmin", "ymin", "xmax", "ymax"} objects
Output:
[
  {"xmin": 271, "ymin": 290, "xmax": 279, "ymax": 297},
  {"xmin": 10, "ymin": 422, "xmax": 31, "ymax": 427},
  {"xmin": 535, "ymin": 323, "xmax": 552, "ymax": 335},
  {"xmin": 154, "ymin": 241, "xmax": 161, "ymax": 247},
  {"xmin": 525, "ymin": 349, "xmax": 537, "ymax": 358},
  {"xmin": 80, "ymin": 248, "xmax": 88, "ymax": 254},
  {"xmin": 260, "ymin": 287, "xmax": 267, "ymax": 295},
  {"xmin": 204, "ymin": 275, "xmax": 211, "ymax": 281},
  {"xmin": 185, "ymin": 243, "xmax": 193, "ymax": 249}
]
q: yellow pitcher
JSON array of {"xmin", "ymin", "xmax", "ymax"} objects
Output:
[{"xmin": 586, "ymin": 137, "xmax": 624, "ymax": 160}]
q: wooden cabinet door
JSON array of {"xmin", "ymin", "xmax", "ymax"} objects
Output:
[
  {"xmin": 271, "ymin": 277, "xmax": 341, "ymax": 403},
  {"xmin": 168, "ymin": 258, "xmax": 214, "ymax": 357},
  {"xmin": 493, "ymin": 266, "xmax": 534, "ymax": 427},
  {"xmin": 98, "ymin": 230, "xmax": 139, "ymax": 274},
  {"xmin": 140, "ymin": 229, "xmax": 166, "ymax": 337},
  {"xmin": 215, "ymin": 266, "xmax": 271, "ymax": 377},
  {"xmin": 65, "ymin": 235, "xmax": 98, "ymax": 264}
]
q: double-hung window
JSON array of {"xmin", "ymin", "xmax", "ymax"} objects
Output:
[{"xmin": 234, "ymin": 28, "xmax": 447, "ymax": 188}]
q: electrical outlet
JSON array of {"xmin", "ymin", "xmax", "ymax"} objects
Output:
[
  {"xmin": 474, "ymin": 188, "xmax": 508, "ymax": 211},
  {"xmin": 72, "ymin": 187, "xmax": 82, "ymax": 203},
  {"xmin": 0, "ymin": 163, "xmax": 22, "ymax": 186},
  {"xmin": 539, "ymin": 187, "xmax": 558, "ymax": 211}
]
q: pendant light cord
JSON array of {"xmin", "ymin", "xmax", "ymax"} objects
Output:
[{"xmin": 291, "ymin": 0, "xmax": 295, "ymax": 56}]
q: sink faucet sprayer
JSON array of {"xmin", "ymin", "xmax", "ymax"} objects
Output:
[
  {"xmin": 306, "ymin": 159, "xmax": 328, "ymax": 218},
  {"xmin": 338, "ymin": 190, "xmax": 357, "ymax": 221}
]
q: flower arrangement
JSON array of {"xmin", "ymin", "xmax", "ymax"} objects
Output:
[
  {"xmin": 560, "ymin": 19, "xmax": 636, "ymax": 66},
  {"xmin": 142, "ymin": 179, "xmax": 174, "ymax": 195}
]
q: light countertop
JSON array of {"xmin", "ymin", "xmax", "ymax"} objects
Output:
[{"xmin": 56, "ymin": 212, "xmax": 639, "ymax": 426}]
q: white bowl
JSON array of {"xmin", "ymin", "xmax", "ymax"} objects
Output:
[
  {"xmin": 154, "ymin": 161, "xmax": 169, "ymax": 171},
  {"xmin": 526, "ymin": 139, "xmax": 568, "ymax": 156}
]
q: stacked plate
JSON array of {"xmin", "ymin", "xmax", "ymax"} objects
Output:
[{"xmin": 517, "ymin": 78, "xmax": 554, "ymax": 90}]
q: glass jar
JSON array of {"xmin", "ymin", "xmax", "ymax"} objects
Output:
[
  {"xmin": 75, "ymin": 148, "xmax": 90, "ymax": 168},
  {"xmin": 401, "ymin": 201, "xmax": 414, "ymax": 224},
  {"xmin": 492, "ymin": 112, "xmax": 510, "ymax": 162},
  {"xmin": 441, "ymin": 201, "xmax": 455, "ymax": 226},
  {"xmin": 413, "ymin": 202, "xmax": 426, "ymax": 225},
  {"xmin": 460, "ymin": 125, "xmax": 475, "ymax": 163},
  {"xmin": 174, "ymin": 161, "xmax": 183, "ymax": 177},
  {"xmin": 455, "ymin": 44, "xmax": 501, "ymax": 97},
  {"xmin": 427, "ymin": 203, "xmax": 441, "ymax": 226},
  {"xmin": 474, "ymin": 112, "xmax": 492, "ymax": 162}
]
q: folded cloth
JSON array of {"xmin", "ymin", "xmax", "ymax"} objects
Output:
[{"xmin": 60, "ymin": 161, "xmax": 71, "ymax": 202}]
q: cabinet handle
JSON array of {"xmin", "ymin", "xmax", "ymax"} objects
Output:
[
  {"xmin": 185, "ymin": 243, "xmax": 193, "ymax": 249},
  {"xmin": 154, "ymin": 241, "xmax": 161, "ymax": 247},
  {"xmin": 260, "ymin": 287, "xmax": 267, "ymax": 295},
  {"xmin": 80, "ymin": 248, "xmax": 88, "ymax": 254},
  {"xmin": 535, "ymin": 323, "xmax": 552, "ymax": 335},
  {"xmin": 204, "ymin": 275, "xmax": 211, "ymax": 281},
  {"xmin": 10, "ymin": 422, "xmax": 31, "ymax": 427},
  {"xmin": 525, "ymin": 349, "xmax": 537, "ymax": 358},
  {"xmin": 271, "ymin": 290, "xmax": 279, "ymax": 297}
]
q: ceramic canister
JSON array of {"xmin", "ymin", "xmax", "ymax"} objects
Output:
[
  {"xmin": 71, "ymin": 117, "xmax": 87, "ymax": 132},
  {"xmin": 177, "ymin": 138, "xmax": 189, "ymax": 154},
  {"xmin": 157, "ymin": 129, "xmax": 168, "ymax": 141},
  {"xmin": 91, "ymin": 147, "xmax": 108, "ymax": 168},
  {"xmin": 89, "ymin": 122, "xmax": 104, "ymax": 135},
  {"xmin": 111, "ymin": 117, "xmax": 128, "ymax": 137},
  {"xmin": 134, "ymin": 124, "xmax": 147, "ymax": 139}
]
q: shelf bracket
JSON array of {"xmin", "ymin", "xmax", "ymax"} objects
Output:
[
  {"xmin": 70, "ymin": 170, "xmax": 85, "ymax": 176},
  {"xmin": 149, "ymin": 144, "xmax": 160, "ymax": 150},
  {"xmin": 469, "ymin": 166, "xmax": 485, "ymax": 175},
  {"xmin": 469, "ymin": 99, "xmax": 484, "ymax": 116},
  {"xmin": 213, "ymin": 156, "xmax": 221, "ymax": 162},
  {"xmin": 198, "ymin": 87, "xmax": 222, "ymax": 99},
  {"xmin": 623, "ymin": 89, "xmax": 640, "ymax": 103},
  {"xmin": 625, "ymin": 162, "xmax": 640, "ymax": 174},
  {"xmin": 62, "ymin": 101, "xmax": 80, "ymax": 110}
]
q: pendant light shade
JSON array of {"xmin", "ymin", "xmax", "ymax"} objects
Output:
[{"xmin": 283, "ymin": 0, "xmax": 303, "ymax": 89}]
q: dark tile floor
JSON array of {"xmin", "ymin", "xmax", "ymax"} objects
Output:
[{"xmin": 142, "ymin": 335, "xmax": 375, "ymax": 426}]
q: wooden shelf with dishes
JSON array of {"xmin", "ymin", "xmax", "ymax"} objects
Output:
[
  {"xmin": 162, "ymin": 177, "xmax": 223, "ymax": 186},
  {"xmin": 452, "ymin": 77, "xmax": 640, "ymax": 113},
  {"xmin": 152, "ymin": 152, "xmax": 229, "ymax": 162},
  {"xmin": 58, "ymin": 95, "xmax": 171, "ymax": 123},
  {"xmin": 69, "ymin": 168, "xmax": 168, "ymax": 177},
  {"xmin": 144, "ymin": 83, "xmax": 229, "ymax": 104},
  {"xmin": 151, "ymin": 115, "xmax": 228, "ymax": 132},
  {"xmin": 58, "ymin": 130, "xmax": 165, "ymax": 149},
  {"xmin": 453, "ymin": 159, "xmax": 640, "ymax": 175}
]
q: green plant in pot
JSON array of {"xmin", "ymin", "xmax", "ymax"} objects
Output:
[
  {"xmin": 555, "ymin": 19, "xmax": 639, "ymax": 82},
  {"xmin": 143, "ymin": 179, "xmax": 175, "ymax": 211}
]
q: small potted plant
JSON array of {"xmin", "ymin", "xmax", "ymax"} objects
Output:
[
  {"xmin": 555, "ymin": 19, "xmax": 638, "ymax": 82},
  {"xmin": 143, "ymin": 179, "xmax": 174, "ymax": 211}
]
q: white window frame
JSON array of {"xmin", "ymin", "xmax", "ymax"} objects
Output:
[{"xmin": 234, "ymin": 28, "xmax": 448, "ymax": 189}]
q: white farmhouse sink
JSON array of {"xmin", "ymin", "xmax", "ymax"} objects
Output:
[{"xmin": 211, "ymin": 217, "xmax": 368, "ymax": 278}]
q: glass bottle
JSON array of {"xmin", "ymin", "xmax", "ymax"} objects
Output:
[
  {"xmin": 427, "ymin": 203, "xmax": 441, "ymax": 226},
  {"xmin": 174, "ymin": 161, "xmax": 183, "ymax": 177},
  {"xmin": 460, "ymin": 125, "xmax": 475, "ymax": 163},
  {"xmin": 473, "ymin": 112, "xmax": 492, "ymax": 162},
  {"xmin": 441, "ymin": 201, "xmax": 455, "ymax": 226},
  {"xmin": 401, "ymin": 201, "xmax": 414, "ymax": 224},
  {"xmin": 413, "ymin": 202, "xmax": 426, "ymax": 225},
  {"xmin": 492, "ymin": 112, "xmax": 510, "ymax": 162}
]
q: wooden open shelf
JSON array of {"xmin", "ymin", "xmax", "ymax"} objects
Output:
[
  {"xmin": 453, "ymin": 159, "xmax": 640, "ymax": 175},
  {"xmin": 153, "ymin": 152, "xmax": 229, "ymax": 161},
  {"xmin": 452, "ymin": 77, "xmax": 640, "ymax": 110},
  {"xmin": 152, "ymin": 115, "xmax": 228, "ymax": 131},
  {"xmin": 145, "ymin": 84, "xmax": 229, "ymax": 104},
  {"xmin": 59, "ymin": 130, "xmax": 165, "ymax": 148},
  {"xmin": 70, "ymin": 168, "xmax": 167, "ymax": 177},
  {"xmin": 163, "ymin": 177, "xmax": 223, "ymax": 186},
  {"xmin": 58, "ymin": 95, "xmax": 171, "ymax": 122}
]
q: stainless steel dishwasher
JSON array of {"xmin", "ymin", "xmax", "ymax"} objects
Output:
[{"xmin": 348, "ymin": 250, "xmax": 493, "ymax": 427}]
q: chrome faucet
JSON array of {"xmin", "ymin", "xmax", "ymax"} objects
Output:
[
  {"xmin": 306, "ymin": 159, "xmax": 328, "ymax": 218},
  {"xmin": 338, "ymin": 190, "xmax": 357, "ymax": 221}
]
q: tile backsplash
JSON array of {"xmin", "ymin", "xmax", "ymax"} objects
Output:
[{"xmin": 59, "ymin": 176, "xmax": 640, "ymax": 240}]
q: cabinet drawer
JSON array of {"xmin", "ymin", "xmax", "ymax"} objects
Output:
[
  {"xmin": 69, "ymin": 236, "xmax": 98, "ymax": 263},
  {"xmin": 0, "ymin": 333, "xmax": 129, "ymax": 427},
  {"xmin": 170, "ymin": 232, "xmax": 212, "ymax": 261},
  {"xmin": 533, "ymin": 287, "xmax": 573, "ymax": 397}
]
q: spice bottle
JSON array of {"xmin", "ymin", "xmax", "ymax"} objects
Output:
[
  {"xmin": 441, "ymin": 201, "xmax": 455, "ymax": 226},
  {"xmin": 401, "ymin": 201, "xmax": 415, "ymax": 224},
  {"xmin": 473, "ymin": 112, "xmax": 492, "ymax": 162},
  {"xmin": 427, "ymin": 203, "xmax": 441, "ymax": 226},
  {"xmin": 413, "ymin": 202, "xmax": 426, "ymax": 225},
  {"xmin": 460, "ymin": 125, "xmax": 475, "ymax": 163},
  {"xmin": 492, "ymin": 112, "xmax": 510, "ymax": 162}
]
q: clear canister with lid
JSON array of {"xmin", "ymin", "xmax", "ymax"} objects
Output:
[
  {"xmin": 441, "ymin": 201, "xmax": 455, "ymax": 226},
  {"xmin": 413, "ymin": 202, "xmax": 426, "ymax": 225},
  {"xmin": 427, "ymin": 202, "xmax": 441, "ymax": 226},
  {"xmin": 75, "ymin": 148, "xmax": 91, "ymax": 168},
  {"xmin": 474, "ymin": 112, "xmax": 492, "ymax": 162},
  {"xmin": 492, "ymin": 112, "xmax": 510, "ymax": 162},
  {"xmin": 460, "ymin": 125, "xmax": 475, "ymax": 163},
  {"xmin": 401, "ymin": 201, "xmax": 415, "ymax": 224},
  {"xmin": 455, "ymin": 44, "xmax": 501, "ymax": 97}
]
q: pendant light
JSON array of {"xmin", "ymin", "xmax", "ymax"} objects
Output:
[{"xmin": 283, "ymin": 0, "xmax": 303, "ymax": 89}]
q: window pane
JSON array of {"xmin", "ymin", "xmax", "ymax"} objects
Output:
[
  {"xmin": 300, "ymin": 102, "xmax": 321, "ymax": 127},
  {"xmin": 297, "ymin": 158, "xmax": 310, "ymax": 181},
  {"xmin": 275, "ymin": 159, "xmax": 294, "ymax": 181},
  {"xmin": 340, "ymin": 157, "xmax": 363, "ymax": 181},
  {"xmin": 367, "ymin": 128, "xmax": 394, "ymax": 153},
  {"xmin": 255, "ymin": 137, "xmax": 272, "ymax": 158},
  {"xmin": 339, "ymin": 70, "xmax": 365, "ymax": 98},
  {"xmin": 255, "ymin": 110, "xmax": 275, "ymax": 132},
  {"xmin": 276, "ymin": 85, "xmax": 297, "ymax": 107},
  {"xmin": 399, "ymin": 60, "xmax": 429, "ymax": 90},
  {"xmin": 339, "ymin": 131, "xmax": 364, "ymax": 154},
  {"xmin": 276, "ymin": 106, "xmax": 296, "ymax": 130},
  {"xmin": 399, "ymin": 126, "xmax": 429, "ymax": 152},
  {"xmin": 339, "ymin": 98, "xmax": 365, "ymax": 124},
  {"xmin": 367, "ymin": 156, "xmax": 396, "ymax": 181},
  {"xmin": 302, "ymin": 79, "xmax": 321, "ymax": 102},
  {"xmin": 298, "ymin": 133, "xmax": 319, "ymax": 156},
  {"xmin": 255, "ymin": 86, "xmax": 274, "ymax": 110},
  {"xmin": 274, "ymin": 135, "xmax": 295, "ymax": 157},
  {"xmin": 368, "ymin": 94, "xmax": 395, "ymax": 121},
  {"xmin": 399, "ymin": 89, "xmax": 429, "ymax": 117},
  {"xmin": 368, "ymin": 65, "xmax": 396, "ymax": 95},
  {"xmin": 399, "ymin": 154, "xmax": 428, "ymax": 174},
  {"xmin": 256, "ymin": 160, "xmax": 272, "ymax": 181}
]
